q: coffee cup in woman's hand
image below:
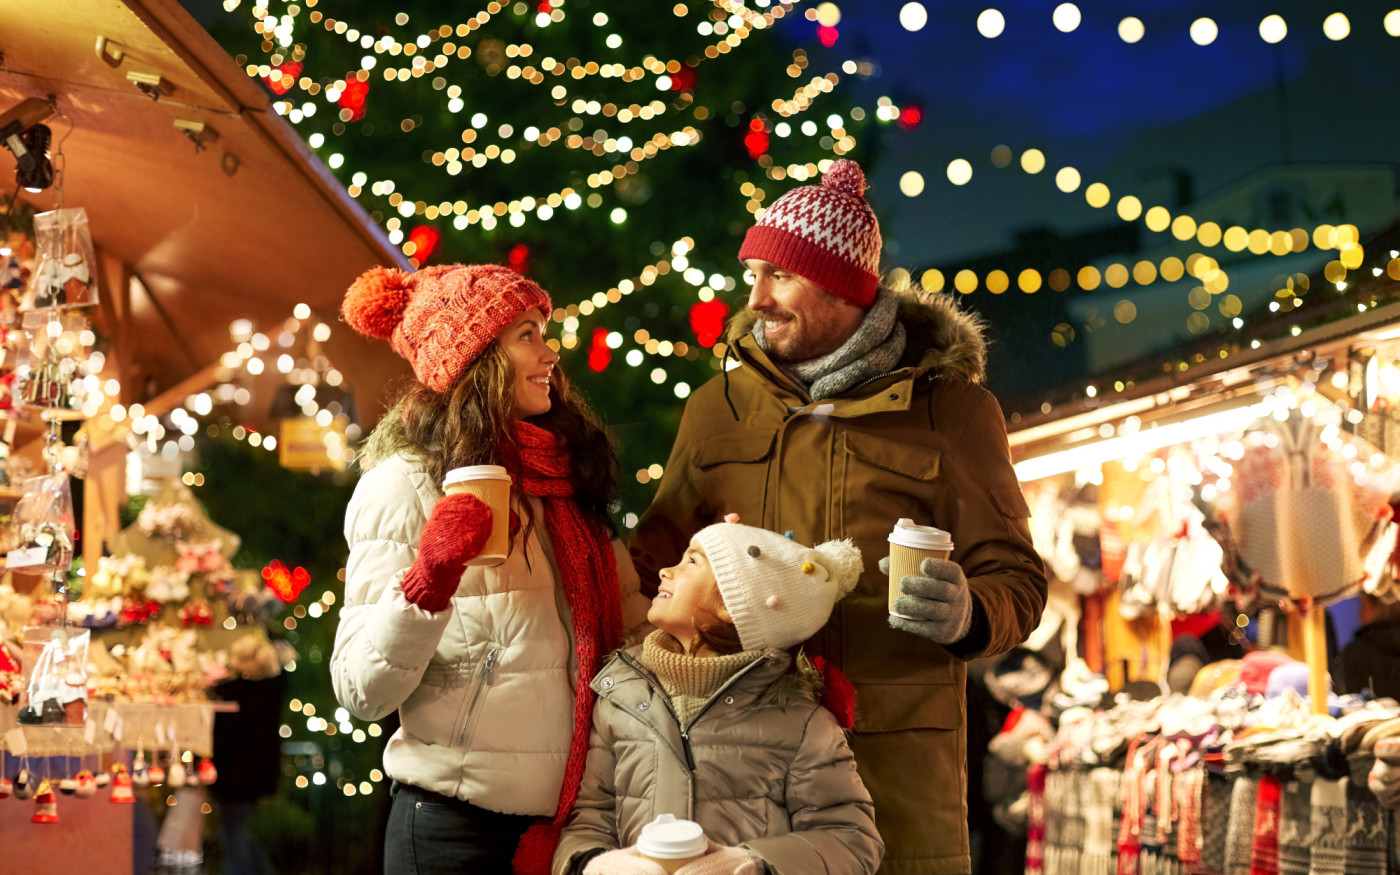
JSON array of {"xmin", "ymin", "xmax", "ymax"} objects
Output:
[{"xmin": 401, "ymin": 493, "xmax": 494, "ymax": 612}]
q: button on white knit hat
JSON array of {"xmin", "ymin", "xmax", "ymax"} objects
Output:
[{"xmin": 693, "ymin": 523, "xmax": 863, "ymax": 652}]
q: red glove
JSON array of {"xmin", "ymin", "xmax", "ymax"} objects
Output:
[{"xmin": 401, "ymin": 493, "xmax": 493, "ymax": 612}]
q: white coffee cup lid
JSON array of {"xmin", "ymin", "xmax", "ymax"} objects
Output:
[
  {"xmin": 637, "ymin": 814, "xmax": 707, "ymax": 859},
  {"xmin": 443, "ymin": 465, "xmax": 512, "ymax": 488},
  {"xmin": 888, "ymin": 518, "xmax": 953, "ymax": 551}
]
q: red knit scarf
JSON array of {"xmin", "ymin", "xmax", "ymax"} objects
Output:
[{"xmin": 511, "ymin": 421, "xmax": 622, "ymax": 875}]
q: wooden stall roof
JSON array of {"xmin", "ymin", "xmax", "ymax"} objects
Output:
[{"xmin": 0, "ymin": 0, "xmax": 411, "ymax": 431}]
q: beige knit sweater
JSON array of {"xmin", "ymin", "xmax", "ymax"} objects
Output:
[{"xmin": 640, "ymin": 631, "xmax": 763, "ymax": 726}]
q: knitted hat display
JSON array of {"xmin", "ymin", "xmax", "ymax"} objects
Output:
[
  {"xmin": 737, "ymin": 159, "xmax": 882, "ymax": 307},
  {"xmin": 342, "ymin": 263, "xmax": 552, "ymax": 393},
  {"xmin": 693, "ymin": 523, "xmax": 861, "ymax": 651}
]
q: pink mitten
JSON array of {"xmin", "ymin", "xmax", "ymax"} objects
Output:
[
  {"xmin": 401, "ymin": 493, "xmax": 493, "ymax": 612},
  {"xmin": 673, "ymin": 842, "xmax": 761, "ymax": 875},
  {"xmin": 582, "ymin": 847, "xmax": 668, "ymax": 875}
]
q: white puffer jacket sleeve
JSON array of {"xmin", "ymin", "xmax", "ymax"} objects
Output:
[{"xmin": 332, "ymin": 456, "xmax": 455, "ymax": 721}]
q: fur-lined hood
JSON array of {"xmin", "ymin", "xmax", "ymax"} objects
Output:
[
  {"xmin": 356, "ymin": 398, "xmax": 414, "ymax": 473},
  {"xmin": 725, "ymin": 288, "xmax": 988, "ymax": 384}
]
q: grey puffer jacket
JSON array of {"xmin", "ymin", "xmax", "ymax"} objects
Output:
[{"xmin": 553, "ymin": 647, "xmax": 883, "ymax": 875}]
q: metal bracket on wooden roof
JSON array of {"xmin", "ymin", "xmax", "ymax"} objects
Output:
[
  {"xmin": 95, "ymin": 36, "xmax": 126, "ymax": 68},
  {"xmin": 173, "ymin": 119, "xmax": 218, "ymax": 154},
  {"xmin": 126, "ymin": 71, "xmax": 171, "ymax": 101}
]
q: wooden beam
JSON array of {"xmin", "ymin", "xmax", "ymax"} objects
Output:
[{"xmin": 131, "ymin": 271, "xmax": 205, "ymax": 372}]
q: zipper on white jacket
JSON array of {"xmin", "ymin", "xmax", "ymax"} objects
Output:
[{"xmin": 455, "ymin": 647, "xmax": 500, "ymax": 749}]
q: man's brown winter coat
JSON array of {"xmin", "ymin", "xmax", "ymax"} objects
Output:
[{"xmin": 630, "ymin": 292, "xmax": 1047, "ymax": 875}]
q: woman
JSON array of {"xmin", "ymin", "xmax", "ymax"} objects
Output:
[{"xmin": 333, "ymin": 264, "xmax": 646, "ymax": 874}]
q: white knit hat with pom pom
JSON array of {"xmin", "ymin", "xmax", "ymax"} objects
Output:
[{"xmin": 694, "ymin": 523, "xmax": 863, "ymax": 652}]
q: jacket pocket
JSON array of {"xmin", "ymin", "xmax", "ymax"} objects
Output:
[
  {"xmin": 853, "ymin": 680, "xmax": 964, "ymax": 733},
  {"xmin": 839, "ymin": 430, "xmax": 942, "ymax": 538},
  {"xmin": 693, "ymin": 429, "xmax": 777, "ymax": 469},
  {"xmin": 452, "ymin": 647, "xmax": 501, "ymax": 751}
]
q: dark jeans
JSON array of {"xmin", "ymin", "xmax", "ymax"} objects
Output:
[{"xmin": 385, "ymin": 782, "xmax": 536, "ymax": 874}]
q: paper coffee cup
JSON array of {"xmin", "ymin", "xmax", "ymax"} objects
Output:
[
  {"xmin": 636, "ymin": 814, "xmax": 707, "ymax": 874},
  {"xmin": 887, "ymin": 518, "xmax": 953, "ymax": 619},
  {"xmin": 443, "ymin": 465, "xmax": 512, "ymax": 566}
]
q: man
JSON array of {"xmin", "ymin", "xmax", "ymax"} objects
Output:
[{"xmin": 630, "ymin": 159, "xmax": 1047, "ymax": 875}]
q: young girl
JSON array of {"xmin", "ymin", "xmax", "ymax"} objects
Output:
[
  {"xmin": 333, "ymin": 264, "xmax": 646, "ymax": 874},
  {"xmin": 554, "ymin": 523, "xmax": 884, "ymax": 875}
]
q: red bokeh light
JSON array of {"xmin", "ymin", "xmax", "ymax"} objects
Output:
[
  {"xmin": 669, "ymin": 63, "xmax": 697, "ymax": 92},
  {"xmin": 507, "ymin": 243, "xmax": 531, "ymax": 274},
  {"xmin": 743, "ymin": 119, "xmax": 770, "ymax": 160},
  {"xmin": 262, "ymin": 560, "xmax": 310, "ymax": 604},
  {"xmin": 407, "ymin": 225, "xmax": 441, "ymax": 264},
  {"xmin": 898, "ymin": 104, "xmax": 923, "ymax": 130},
  {"xmin": 587, "ymin": 327, "xmax": 612, "ymax": 373},
  {"xmin": 689, "ymin": 299, "xmax": 731, "ymax": 348},
  {"xmin": 261, "ymin": 61, "xmax": 303, "ymax": 96},
  {"xmin": 337, "ymin": 76, "xmax": 370, "ymax": 122},
  {"xmin": 817, "ymin": 25, "xmax": 839, "ymax": 47}
]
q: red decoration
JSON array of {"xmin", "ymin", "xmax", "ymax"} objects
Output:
[
  {"xmin": 261, "ymin": 61, "xmax": 302, "ymax": 96},
  {"xmin": 817, "ymin": 24, "xmax": 839, "ymax": 47},
  {"xmin": 811, "ymin": 656, "xmax": 855, "ymax": 729},
  {"xmin": 587, "ymin": 327, "xmax": 611, "ymax": 373},
  {"xmin": 743, "ymin": 118, "xmax": 770, "ymax": 160},
  {"xmin": 336, "ymin": 76, "xmax": 370, "ymax": 122},
  {"xmin": 669, "ymin": 63, "xmax": 697, "ymax": 92},
  {"xmin": 688, "ymin": 299, "xmax": 731, "ymax": 348},
  {"xmin": 537, "ymin": 0, "xmax": 552, "ymax": 11},
  {"xmin": 406, "ymin": 225, "xmax": 441, "ymax": 264},
  {"xmin": 897, "ymin": 104, "xmax": 923, "ymax": 130},
  {"xmin": 507, "ymin": 243, "xmax": 531, "ymax": 275},
  {"xmin": 262, "ymin": 560, "xmax": 310, "ymax": 604}
]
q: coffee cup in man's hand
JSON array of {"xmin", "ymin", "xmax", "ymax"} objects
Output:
[{"xmin": 880, "ymin": 553, "xmax": 972, "ymax": 644}]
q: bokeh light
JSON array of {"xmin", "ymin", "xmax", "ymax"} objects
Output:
[
  {"xmin": 977, "ymin": 9, "xmax": 1005, "ymax": 38},
  {"xmin": 1323, "ymin": 12, "xmax": 1350, "ymax": 40},
  {"xmin": 900, "ymin": 2, "xmax": 928, "ymax": 31},
  {"xmin": 1055, "ymin": 166, "xmax": 1081, "ymax": 192},
  {"xmin": 947, "ymin": 159, "xmax": 973, "ymax": 185},
  {"xmin": 1259, "ymin": 14, "xmax": 1287, "ymax": 43},
  {"xmin": 1190, "ymin": 18, "xmax": 1218, "ymax": 45},
  {"xmin": 1020, "ymin": 148, "xmax": 1045, "ymax": 174},
  {"xmin": 900, "ymin": 171, "xmax": 926, "ymax": 196},
  {"xmin": 1052, "ymin": 4, "xmax": 1080, "ymax": 33},
  {"xmin": 1118, "ymin": 17, "xmax": 1145, "ymax": 43}
]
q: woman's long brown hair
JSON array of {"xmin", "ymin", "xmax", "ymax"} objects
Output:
[{"xmin": 371, "ymin": 339, "xmax": 620, "ymax": 538}]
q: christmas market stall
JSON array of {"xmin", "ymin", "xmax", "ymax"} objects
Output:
[
  {"xmin": 986, "ymin": 225, "xmax": 1400, "ymax": 874},
  {"xmin": 0, "ymin": 0, "xmax": 406, "ymax": 869}
]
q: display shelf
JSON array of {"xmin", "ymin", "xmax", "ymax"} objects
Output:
[{"xmin": 0, "ymin": 700, "xmax": 233, "ymax": 758}]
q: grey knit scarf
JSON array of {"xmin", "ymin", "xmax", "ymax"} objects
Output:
[{"xmin": 753, "ymin": 288, "xmax": 907, "ymax": 400}]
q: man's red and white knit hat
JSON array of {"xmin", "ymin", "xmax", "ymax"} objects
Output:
[{"xmin": 738, "ymin": 159, "xmax": 882, "ymax": 307}]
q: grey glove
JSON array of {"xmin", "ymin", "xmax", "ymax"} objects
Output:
[{"xmin": 881, "ymin": 555, "xmax": 973, "ymax": 644}]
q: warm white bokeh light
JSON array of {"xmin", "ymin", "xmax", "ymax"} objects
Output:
[
  {"xmin": 899, "ymin": 2, "xmax": 928, "ymax": 31},
  {"xmin": 1055, "ymin": 167, "xmax": 1081, "ymax": 192},
  {"xmin": 1118, "ymin": 17, "xmax": 1145, "ymax": 43},
  {"xmin": 1190, "ymin": 18, "xmax": 1218, "ymax": 45},
  {"xmin": 899, "ymin": 171, "xmax": 926, "ymax": 197},
  {"xmin": 977, "ymin": 9, "xmax": 1005, "ymax": 38},
  {"xmin": 1386, "ymin": 10, "xmax": 1400, "ymax": 37},
  {"xmin": 1323, "ymin": 12, "xmax": 1350, "ymax": 40},
  {"xmin": 946, "ymin": 159, "xmax": 973, "ymax": 186},
  {"xmin": 1259, "ymin": 14, "xmax": 1287, "ymax": 43},
  {"xmin": 1052, "ymin": 3, "xmax": 1081, "ymax": 33}
]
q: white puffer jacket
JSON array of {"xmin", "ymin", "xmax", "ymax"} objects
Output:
[{"xmin": 332, "ymin": 452, "xmax": 644, "ymax": 816}]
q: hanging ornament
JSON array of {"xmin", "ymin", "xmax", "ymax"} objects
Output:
[
  {"xmin": 31, "ymin": 779, "xmax": 58, "ymax": 823},
  {"xmin": 108, "ymin": 764, "xmax": 134, "ymax": 804},
  {"xmin": 74, "ymin": 770, "xmax": 96, "ymax": 799},
  {"xmin": 13, "ymin": 767, "xmax": 35, "ymax": 800},
  {"xmin": 197, "ymin": 759, "xmax": 217, "ymax": 786},
  {"xmin": 94, "ymin": 770, "xmax": 111, "ymax": 788},
  {"xmin": 166, "ymin": 754, "xmax": 185, "ymax": 790},
  {"xmin": 147, "ymin": 764, "xmax": 165, "ymax": 787},
  {"xmin": 0, "ymin": 777, "xmax": 12, "ymax": 799},
  {"xmin": 58, "ymin": 776, "xmax": 76, "ymax": 796}
]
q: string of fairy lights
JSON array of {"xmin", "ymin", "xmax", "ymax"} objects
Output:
[{"xmin": 887, "ymin": 2, "xmax": 1400, "ymax": 45}]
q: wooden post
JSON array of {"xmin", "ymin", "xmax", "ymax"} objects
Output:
[{"xmin": 1302, "ymin": 603, "xmax": 1329, "ymax": 715}]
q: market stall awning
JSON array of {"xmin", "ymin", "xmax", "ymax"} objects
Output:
[{"xmin": 0, "ymin": 0, "xmax": 411, "ymax": 430}]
